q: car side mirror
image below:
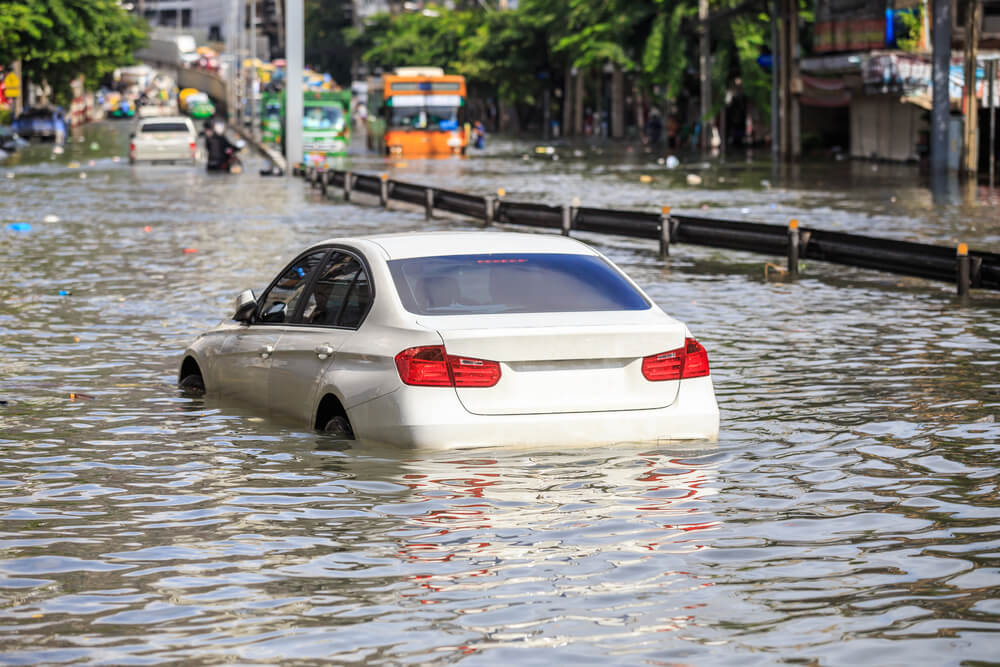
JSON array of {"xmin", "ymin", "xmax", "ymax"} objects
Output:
[
  {"xmin": 233, "ymin": 289, "xmax": 257, "ymax": 323},
  {"xmin": 260, "ymin": 301, "xmax": 286, "ymax": 323}
]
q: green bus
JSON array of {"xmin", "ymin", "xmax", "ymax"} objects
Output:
[
  {"xmin": 302, "ymin": 89, "xmax": 351, "ymax": 166},
  {"xmin": 260, "ymin": 89, "xmax": 351, "ymax": 165}
]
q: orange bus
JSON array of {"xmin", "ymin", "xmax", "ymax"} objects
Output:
[{"xmin": 368, "ymin": 67, "xmax": 468, "ymax": 156}]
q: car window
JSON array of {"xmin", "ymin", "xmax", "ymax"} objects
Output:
[
  {"xmin": 388, "ymin": 253, "xmax": 651, "ymax": 315},
  {"xmin": 257, "ymin": 250, "xmax": 328, "ymax": 324},
  {"xmin": 298, "ymin": 252, "xmax": 372, "ymax": 328},
  {"xmin": 140, "ymin": 122, "xmax": 190, "ymax": 133}
]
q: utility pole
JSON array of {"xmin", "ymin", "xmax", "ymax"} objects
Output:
[
  {"xmin": 563, "ymin": 66, "xmax": 573, "ymax": 137},
  {"xmin": 931, "ymin": 0, "xmax": 952, "ymax": 173},
  {"xmin": 285, "ymin": 0, "xmax": 303, "ymax": 171},
  {"xmin": 699, "ymin": 0, "xmax": 711, "ymax": 152},
  {"xmin": 989, "ymin": 58, "xmax": 996, "ymax": 188},
  {"xmin": 249, "ymin": 0, "xmax": 258, "ymax": 140},
  {"xmin": 962, "ymin": 0, "xmax": 982, "ymax": 176},
  {"xmin": 12, "ymin": 60, "xmax": 23, "ymax": 117},
  {"xmin": 771, "ymin": 0, "xmax": 779, "ymax": 159},
  {"xmin": 776, "ymin": 0, "xmax": 800, "ymax": 159}
]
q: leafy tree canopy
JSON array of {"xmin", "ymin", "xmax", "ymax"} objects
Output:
[{"xmin": 1, "ymin": 0, "xmax": 147, "ymax": 107}]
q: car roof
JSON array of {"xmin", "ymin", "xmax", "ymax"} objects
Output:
[
  {"xmin": 138, "ymin": 116, "xmax": 192, "ymax": 126},
  {"xmin": 321, "ymin": 232, "xmax": 599, "ymax": 260}
]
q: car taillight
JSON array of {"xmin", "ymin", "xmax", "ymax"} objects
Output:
[
  {"xmin": 642, "ymin": 337, "xmax": 710, "ymax": 381},
  {"xmin": 129, "ymin": 142, "xmax": 135, "ymax": 154},
  {"xmin": 395, "ymin": 345, "xmax": 501, "ymax": 388},
  {"xmin": 189, "ymin": 141, "xmax": 196, "ymax": 154}
]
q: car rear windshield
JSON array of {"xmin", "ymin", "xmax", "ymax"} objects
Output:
[
  {"xmin": 388, "ymin": 253, "xmax": 650, "ymax": 315},
  {"xmin": 140, "ymin": 122, "xmax": 189, "ymax": 133}
]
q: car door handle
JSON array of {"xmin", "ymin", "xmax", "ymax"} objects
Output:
[
  {"xmin": 260, "ymin": 344, "xmax": 274, "ymax": 358},
  {"xmin": 315, "ymin": 344, "xmax": 334, "ymax": 360}
]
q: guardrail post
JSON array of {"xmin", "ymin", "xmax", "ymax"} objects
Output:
[
  {"xmin": 425, "ymin": 188, "xmax": 434, "ymax": 220},
  {"xmin": 957, "ymin": 243, "xmax": 971, "ymax": 297},
  {"xmin": 660, "ymin": 206, "xmax": 672, "ymax": 258},
  {"xmin": 484, "ymin": 196, "xmax": 495, "ymax": 226},
  {"xmin": 319, "ymin": 170, "xmax": 328, "ymax": 196},
  {"xmin": 562, "ymin": 204, "xmax": 572, "ymax": 236},
  {"xmin": 379, "ymin": 173, "xmax": 389, "ymax": 208},
  {"xmin": 344, "ymin": 171, "xmax": 352, "ymax": 201},
  {"xmin": 788, "ymin": 219, "xmax": 800, "ymax": 277}
]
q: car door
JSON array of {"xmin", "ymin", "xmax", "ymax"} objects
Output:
[
  {"xmin": 268, "ymin": 250, "xmax": 373, "ymax": 425},
  {"xmin": 215, "ymin": 249, "xmax": 329, "ymax": 408}
]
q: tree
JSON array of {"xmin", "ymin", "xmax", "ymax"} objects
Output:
[
  {"xmin": 1, "ymin": 0, "xmax": 147, "ymax": 107},
  {"xmin": 304, "ymin": 0, "xmax": 353, "ymax": 86}
]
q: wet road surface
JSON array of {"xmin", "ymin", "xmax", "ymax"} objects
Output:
[{"xmin": 1, "ymin": 122, "xmax": 999, "ymax": 664}]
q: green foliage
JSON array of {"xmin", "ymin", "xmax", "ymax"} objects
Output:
[
  {"xmin": 350, "ymin": 0, "xmax": 783, "ymax": 126},
  {"xmin": 642, "ymin": 2, "xmax": 690, "ymax": 100},
  {"xmin": 895, "ymin": 7, "xmax": 923, "ymax": 52},
  {"xmin": 1, "ymin": 0, "xmax": 148, "ymax": 107},
  {"xmin": 305, "ymin": 0, "xmax": 354, "ymax": 86}
]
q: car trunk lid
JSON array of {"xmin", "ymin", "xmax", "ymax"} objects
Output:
[{"xmin": 419, "ymin": 313, "xmax": 685, "ymax": 415}]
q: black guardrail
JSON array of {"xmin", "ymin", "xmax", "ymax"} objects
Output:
[{"xmin": 297, "ymin": 166, "xmax": 999, "ymax": 295}]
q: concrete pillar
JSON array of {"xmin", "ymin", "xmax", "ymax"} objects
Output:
[
  {"xmin": 284, "ymin": 0, "xmax": 303, "ymax": 172},
  {"xmin": 562, "ymin": 66, "xmax": 574, "ymax": 137},
  {"xmin": 962, "ymin": 0, "xmax": 982, "ymax": 176},
  {"xmin": 699, "ymin": 0, "xmax": 711, "ymax": 152},
  {"xmin": 931, "ymin": 0, "xmax": 952, "ymax": 173},
  {"xmin": 611, "ymin": 64, "xmax": 624, "ymax": 139},
  {"xmin": 573, "ymin": 68, "xmax": 584, "ymax": 135}
]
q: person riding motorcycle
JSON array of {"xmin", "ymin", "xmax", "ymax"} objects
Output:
[{"xmin": 202, "ymin": 119, "xmax": 238, "ymax": 172}]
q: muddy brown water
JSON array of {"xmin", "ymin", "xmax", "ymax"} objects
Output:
[{"xmin": 1, "ymin": 122, "xmax": 999, "ymax": 664}]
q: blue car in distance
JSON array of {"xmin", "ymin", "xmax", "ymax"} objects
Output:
[{"xmin": 12, "ymin": 106, "xmax": 68, "ymax": 142}]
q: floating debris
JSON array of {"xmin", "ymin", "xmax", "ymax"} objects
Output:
[
  {"xmin": 43, "ymin": 215, "xmax": 60, "ymax": 223},
  {"xmin": 90, "ymin": 142, "xmax": 100, "ymax": 150},
  {"xmin": 58, "ymin": 290, "xmax": 71, "ymax": 296},
  {"xmin": 665, "ymin": 156, "xmax": 680, "ymax": 169},
  {"xmin": 53, "ymin": 145, "xmax": 65, "ymax": 155},
  {"xmin": 183, "ymin": 248, "xmax": 198, "ymax": 254},
  {"xmin": 639, "ymin": 175, "xmax": 653, "ymax": 184},
  {"xmin": 67, "ymin": 161, "xmax": 80, "ymax": 169},
  {"xmin": 686, "ymin": 174, "xmax": 703, "ymax": 186},
  {"xmin": 7, "ymin": 223, "xmax": 32, "ymax": 232},
  {"xmin": 143, "ymin": 226, "xmax": 153, "ymax": 232},
  {"xmin": 79, "ymin": 172, "xmax": 87, "ymax": 179}
]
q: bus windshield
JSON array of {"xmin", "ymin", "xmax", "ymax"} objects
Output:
[
  {"xmin": 303, "ymin": 106, "xmax": 345, "ymax": 131},
  {"xmin": 389, "ymin": 104, "xmax": 459, "ymax": 130}
]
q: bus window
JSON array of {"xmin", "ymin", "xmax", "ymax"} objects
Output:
[{"xmin": 304, "ymin": 106, "xmax": 345, "ymax": 130}]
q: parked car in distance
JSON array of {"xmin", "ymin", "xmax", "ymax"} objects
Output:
[
  {"xmin": 12, "ymin": 106, "xmax": 67, "ymax": 142},
  {"xmin": 0, "ymin": 126, "xmax": 29, "ymax": 152},
  {"xmin": 129, "ymin": 116, "xmax": 197, "ymax": 164},
  {"xmin": 179, "ymin": 232, "xmax": 720, "ymax": 449}
]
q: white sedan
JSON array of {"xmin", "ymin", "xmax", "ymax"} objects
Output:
[
  {"xmin": 129, "ymin": 115, "xmax": 197, "ymax": 164},
  {"xmin": 178, "ymin": 232, "xmax": 719, "ymax": 448}
]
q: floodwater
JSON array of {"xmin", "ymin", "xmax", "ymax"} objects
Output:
[{"xmin": 1, "ymin": 122, "xmax": 999, "ymax": 664}]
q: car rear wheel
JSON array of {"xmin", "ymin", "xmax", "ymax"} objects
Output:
[
  {"xmin": 323, "ymin": 416, "xmax": 354, "ymax": 439},
  {"xmin": 179, "ymin": 373, "xmax": 205, "ymax": 396}
]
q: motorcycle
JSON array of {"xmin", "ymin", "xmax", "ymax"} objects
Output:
[{"xmin": 208, "ymin": 139, "xmax": 246, "ymax": 174}]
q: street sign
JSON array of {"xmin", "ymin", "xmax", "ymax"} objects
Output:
[{"xmin": 3, "ymin": 72, "xmax": 20, "ymax": 98}]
